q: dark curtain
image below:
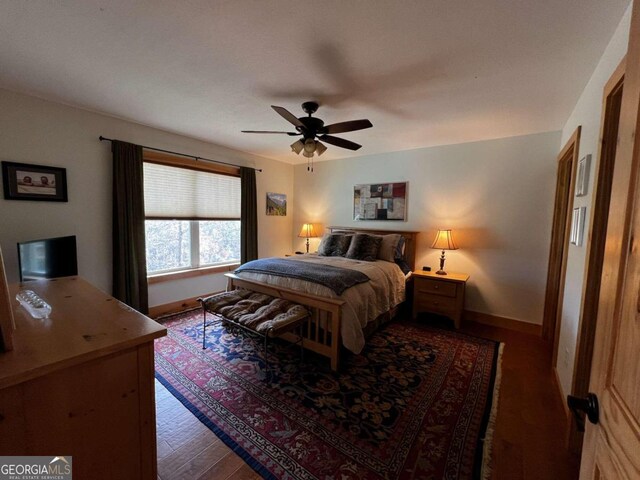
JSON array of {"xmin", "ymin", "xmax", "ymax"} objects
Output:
[
  {"xmin": 112, "ymin": 140, "xmax": 149, "ymax": 313},
  {"xmin": 240, "ymin": 167, "xmax": 258, "ymax": 263}
]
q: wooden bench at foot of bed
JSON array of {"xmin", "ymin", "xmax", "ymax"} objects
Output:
[
  {"xmin": 225, "ymin": 273, "xmax": 344, "ymax": 371},
  {"xmin": 199, "ymin": 289, "xmax": 309, "ymax": 376}
]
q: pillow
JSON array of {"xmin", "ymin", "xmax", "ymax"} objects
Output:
[
  {"xmin": 395, "ymin": 236, "xmax": 406, "ymax": 260},
  {"xmin": 395, "ymin": 258, "xmax": 412, "ymax": 275},
  {"xmin": 317, "ymin": 234, "xmax": 352, "ymax": 256},
  {"xmin": 376, "ymin": 234, "xmax": 403, "ymax": 263},
  {"xmin": 345, "ymin": 234, "xmax": 382, "ymax": 261}
]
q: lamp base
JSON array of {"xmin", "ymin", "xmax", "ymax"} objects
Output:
[{"xmin": 436, "ymin": 250, "xmax": 447, "ymax": 275}]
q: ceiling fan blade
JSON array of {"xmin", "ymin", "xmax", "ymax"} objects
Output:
[
  {"xmin": 271, "ymin": 106, "xmax": 305, "ymax": 129},
  {"xmin": 323, "ymin": 119, "xmax": 373, "ymax": 134},
  {"xmin": 319, "ymin": 135, "xmax": 362, "ymax": 151},
  {"xmin": 241, "ymin": 130, "xmax": 299, "ymax": 135}
]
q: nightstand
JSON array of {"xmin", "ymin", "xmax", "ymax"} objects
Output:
[{"xmin": 412, "ymin": 271, "xmax": 469, "ymax": 328}]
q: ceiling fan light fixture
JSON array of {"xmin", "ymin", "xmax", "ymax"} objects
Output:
[
  {"xmin": 304, "ymin": 138, "xmax": 316, "ymax": 154},
  {"xmin": 290, "ymin": 140, "xmax": 304, "ymax": 155},
  {"xmin": 302, "ymin": 150, "xmax": 314, "ymax": 158},
  {"xmin": 315, "ymin": 141, "xmax": 327, "ymax": 156}
]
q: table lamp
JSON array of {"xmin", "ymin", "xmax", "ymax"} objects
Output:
[
  {"xmin": 298, "ymin": 223, "xmax": 318, "ymax": 253},
  {"xmin": 431, "ymin": 229, "xmax": 458, "ymax": 275}
]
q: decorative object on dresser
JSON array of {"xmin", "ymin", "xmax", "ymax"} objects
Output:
[
  {"xmin": 412, "ymin": 270, "xmax": 469, "ymax": 328},
  {"xmin": 354, "ymin": 182, "xmax": 407, "ymax": 220},
  {"xmin": 1, "ymin": 161, "xmax": 68, "ymax": 202},
  {"xmin": 431, "ymin": 228, "xmax": 458, "ymax": 275},
  {"xmin": 297, "ymin": 222, "xmax": 318, "ymax": 253},
  {"xmin": 266, "ymin": 192, "xmax": 287, "ymax": 216},
  {"xmin": 156, "ymin": 309, "xmax": 502, "ymax": 480}
]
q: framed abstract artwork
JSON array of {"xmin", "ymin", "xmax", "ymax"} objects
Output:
[{"xmin": 354, "ymin": 182, "xmax": 407, "ymax": 221}]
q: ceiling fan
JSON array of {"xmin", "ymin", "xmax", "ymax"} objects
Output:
[{"xmin": 242, "ymin": 101, "xmax": 372, "ymax": 170}]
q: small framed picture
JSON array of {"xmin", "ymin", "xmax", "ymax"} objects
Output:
[
  {"xmin": 575, "ymin": 154, "xmax": 591, "ymax": 197},
  {"xmin": 570, "ymin": 206, "xmax": 586, "ymax": 246},
  {"xmin": 2, "ymin": 161, "xmax": 68, "ymax": 202},
  {"xmin": 266, "ymin": 192, "xmax": 286, "ymax": 216}
]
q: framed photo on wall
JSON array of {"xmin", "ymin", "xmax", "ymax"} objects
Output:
[
  {"xmin": 266, "ymin": 192, "xmax": 287, "ymax": 216},
  {"xmin": 2, "ymin": 161, "xmax": 68, "ymax": 202},
  {"xmin": 570, "ymin": 206, "xmax": 586, "ymax": 246},
  {"xmin": 575, "ymin": 154, "xmax": 591, "ymax": 197}
]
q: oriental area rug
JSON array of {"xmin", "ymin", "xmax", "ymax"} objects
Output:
[{"xmin": 155, "ymin": 310, "xmax": 503, "ymax": 480}]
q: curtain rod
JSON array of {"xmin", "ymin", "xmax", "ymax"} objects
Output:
[{"xmin": 98, "ymin": 136, "xmax": 263, "ymax": 172}]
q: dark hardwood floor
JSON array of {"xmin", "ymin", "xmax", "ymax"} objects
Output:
[{"xmin": 155, "ymin": 318, "xmax": 581, "ymax": 479}]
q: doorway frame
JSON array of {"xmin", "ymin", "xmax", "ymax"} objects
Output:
[{"xmin": 542, "ymin": 127, "xmax": 581, "ymax": 370}]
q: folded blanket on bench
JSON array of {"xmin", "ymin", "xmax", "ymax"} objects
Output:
[{"xmin": 235, "ymin": 257, "xmax": 369, "ymax": 295}]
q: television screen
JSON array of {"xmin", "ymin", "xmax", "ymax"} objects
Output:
[{"xmin": 17, "ymin": 235, "xmax": 78, "ymax": 282}]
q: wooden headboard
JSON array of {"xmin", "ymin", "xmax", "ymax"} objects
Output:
[{"xmin": 328, "ymin": 226, "xmax": 418, "ymax": 272}]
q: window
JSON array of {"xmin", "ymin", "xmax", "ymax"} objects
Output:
[
  {"xmin": 145, "ymin": 220, "xmax": 240, "ymax": 274},
  {"xmin": 143, "ymin": 156, "xmax": 241, "ymax": 276}
]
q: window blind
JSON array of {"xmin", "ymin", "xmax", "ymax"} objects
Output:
[{"xmin": 143, "ymin": 162, "xmax": 241, "ymax": 219}]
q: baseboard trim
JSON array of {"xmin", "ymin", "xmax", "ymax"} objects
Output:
[
  {"xmin": 148, "ymin": 291, "xmax": 221, "ymax": 319},
  {"xmin": 463, "ymin": 310, "xmax": 542, "ymax": 336}
]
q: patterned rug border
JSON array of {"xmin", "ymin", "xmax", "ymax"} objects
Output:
[
  {"xmin": 155, "ymin": 371, "xmax": 278, "ymax": 480},
  {"xmin": 478, "ymin": 342, "xmax": 503, "ymax": 480},
  {"xmin": 156, "ymin": 313, "xmax": 504, "ymax": 480}
]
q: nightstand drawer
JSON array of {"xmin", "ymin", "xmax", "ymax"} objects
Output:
[
  {"xmin": 415, "ymin": 293, "xmax": 457, "ymax": 313},
  {"xmin": 415, "ymin": 277, "xmax": 457, "ymax": 297}
]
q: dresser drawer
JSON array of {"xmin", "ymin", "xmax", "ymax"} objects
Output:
[
  {"xmin": 415, "ymin": 277, "xmax": 457, "ymax": 297},
  {"xmin": 415, "ymin": 293, "xmax": 457, "ymax": 314}
]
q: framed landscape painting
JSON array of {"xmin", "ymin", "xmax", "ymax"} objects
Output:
[
  {"xmin": 2, "ymin": 161, "xmax": 68, "ymax": 202},
  {"xmin": 354, "ymin": 182, "xmax": 407, "ymax": 221},
  {"xmin": 266, "ymin": 192, "xmax": 287, "ymax": 216}
]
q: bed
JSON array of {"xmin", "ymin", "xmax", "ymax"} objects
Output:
[{"xmin": 225, "ymin": 227, "xmax": 418, "ymax": 370}]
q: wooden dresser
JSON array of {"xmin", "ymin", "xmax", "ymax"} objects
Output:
[
  {"xmin": 412, "ymin": 271, "xmax": 469, "ymax": 328},
  {"xmin": 0, "ymin": 277, "xmax": 166, "ymax": 479}
]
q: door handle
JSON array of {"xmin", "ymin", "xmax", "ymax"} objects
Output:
[{"xmin": 567, "ymin": 392, "xmax": 599, "ymax": 432}]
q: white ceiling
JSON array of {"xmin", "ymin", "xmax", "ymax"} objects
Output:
[{"xmin": 0, "ymin": 0, "xmax": 630, "ymax": 164}]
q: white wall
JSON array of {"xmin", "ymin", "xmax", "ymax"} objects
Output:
[
  {"xmin": 555, "ymin": 4, "xmax": 632, "ymax": 398},
  {"xmin": 0, "ymin": 88, "xmax": 294, "ymax": 307},
  {"xmin": 293, "ymin": 131, "xmax": 561, "ymax": 325}
]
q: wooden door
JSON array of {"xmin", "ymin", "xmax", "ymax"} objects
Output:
[
  {"xmin": 568, "ymin": 59, "xmax": 624, "ymax": 453},
  {"xmin": 579, "ymin": 2, "xmax": 640, "ymax": 478}
]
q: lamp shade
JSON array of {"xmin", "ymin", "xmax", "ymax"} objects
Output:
[
  {"xmin": 431, "ymin": 229, "xmax": 458, "ymax": 250},
  {"xmin": 298, "ymin": 223, "xmax": 318, "ymax": 238}
]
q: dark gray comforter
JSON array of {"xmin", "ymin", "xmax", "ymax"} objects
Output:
[{"xmin": 235, "ymin": 257, "xmax": 370, "ymax": 295}]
